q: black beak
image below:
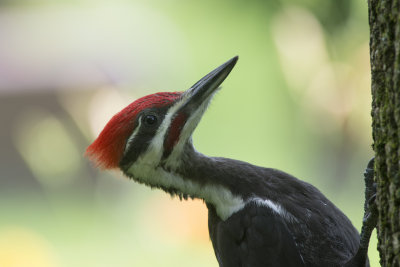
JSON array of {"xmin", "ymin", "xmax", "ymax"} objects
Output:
[
  {"xmin": 181, "ymin": 56, "xmax": 238, "ymax": 111},
  {"xmin": 162, "ymin": 56, "xmax": 238, "ymax": 159}
]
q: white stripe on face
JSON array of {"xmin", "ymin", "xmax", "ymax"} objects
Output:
[
  {"xmin": 126, "ymin": 93, "xmax": 190, "ymax": 171},
  {"xmin": 164, "ymin": 89, "xmax": 218, "ymax": 170},
  {"xmin": 124, "ymin": 90, "xmax": 246, "ymax": 221}
]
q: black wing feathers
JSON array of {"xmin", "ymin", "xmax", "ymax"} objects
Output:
[{"xmin": 208, "ymin": 203, "xmax": 305, "ymax": 267}]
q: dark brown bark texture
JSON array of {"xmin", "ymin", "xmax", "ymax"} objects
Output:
[{"xmin": 368, "ymin": 0, "xmax": 400, "ymax": 266}]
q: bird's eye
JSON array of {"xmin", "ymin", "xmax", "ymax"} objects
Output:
[{"xmin": 144, "ymin": 114, "xmax": 157, "ymax": 126}]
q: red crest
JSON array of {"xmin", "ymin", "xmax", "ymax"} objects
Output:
[{"xmin": 86, "ymin": 92, "xmax": 182, "ymax": 169}]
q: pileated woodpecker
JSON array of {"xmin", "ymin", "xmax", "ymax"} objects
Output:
[{"xmin": 86, "ymin": 57, "xmax": 376, "ymax": 267}]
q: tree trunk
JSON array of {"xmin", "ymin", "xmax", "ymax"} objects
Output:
[{"xmin": 368, "ymin": 0, "xmax": 400, "ymax": 266}]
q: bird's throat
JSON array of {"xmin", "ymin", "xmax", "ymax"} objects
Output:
[{"xmin": 125, "ymin": 147, "xmax": 245, "ymax": 220}]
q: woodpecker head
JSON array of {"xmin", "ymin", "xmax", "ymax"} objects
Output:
[{"xmin": 86, "ymin": 56, "xmax": 238, "ymax": 192}]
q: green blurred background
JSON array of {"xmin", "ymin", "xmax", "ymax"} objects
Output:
[{"xmin": 0, "ymin": 0, "xmax": 376, "ymax": 266}]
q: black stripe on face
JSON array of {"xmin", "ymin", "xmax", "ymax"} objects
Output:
[{"xmin": 119, "ymin": 106, "xmax": 169, "ymax": 171}]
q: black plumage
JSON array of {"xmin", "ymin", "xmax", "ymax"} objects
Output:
[
  {"xmin": 179, "ymin": 146, "xmax": 364, "ymax": 267},
  {"xmin": 208, "ymin": 202, "xmax": 305, "ymax": 267}
]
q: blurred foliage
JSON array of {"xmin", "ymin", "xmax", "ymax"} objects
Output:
[{"xmin": 0, "ymin": 0, "xmax": 377, "ymax": 266}]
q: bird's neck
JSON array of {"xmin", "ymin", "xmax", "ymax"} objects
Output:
[
  {"xmin": 166, "ymin": 144, "xmax": 248, "ymax": 220},
  {"xmin": 167, "ymin": 144, "xmax": 304, "ymax": 222},
  {"xmin": 126, "ymin": 142, "xmax": 250, "ymax": 220}
]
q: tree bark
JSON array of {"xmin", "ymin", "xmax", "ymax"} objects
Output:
[{"xmin": 368, "ymin": 0, "xmax": 400, "ymax": 266}]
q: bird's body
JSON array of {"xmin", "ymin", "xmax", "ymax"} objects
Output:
[
  {"xmin": 146, "ymin": 144, "xmax": 361, "ymax": 266},
  {"xmin": 203, "ymin": 159, "xmax": 360, "ymax": 267},
  {"xmin": 86, "ymin": 57, "xmax": 372, "ymax": 267}
]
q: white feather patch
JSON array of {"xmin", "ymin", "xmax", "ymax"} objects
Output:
[
  {"xmin": 128, "ymin": 161, "xmax": 245, "ymax": 220},
  {"xmin": 250, "ymin": 198, "xmax": 297, "ymax": 223}
]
